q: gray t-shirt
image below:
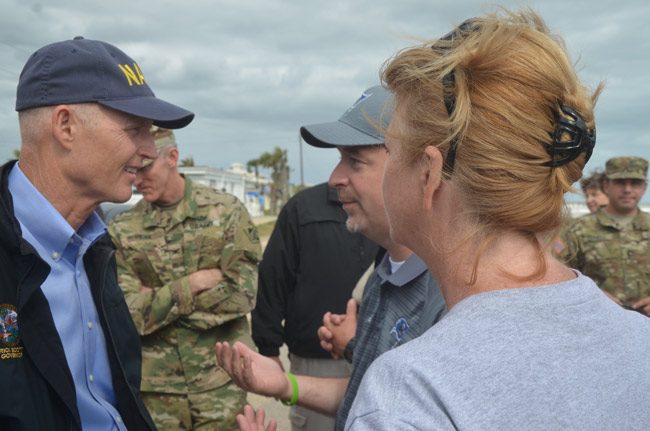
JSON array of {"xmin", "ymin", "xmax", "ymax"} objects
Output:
[{"xmin": 346, "ymin": 274, "xmax": 650, "ymax": 430}]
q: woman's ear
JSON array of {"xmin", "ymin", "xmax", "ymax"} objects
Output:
[{"xmin": 422, "ymin": 145, "xmax": 444, "ymax": 211}]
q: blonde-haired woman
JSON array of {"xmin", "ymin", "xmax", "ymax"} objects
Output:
[{"xmin": 345, "ymin": 9, "xmax": 650, "ymax": 430}]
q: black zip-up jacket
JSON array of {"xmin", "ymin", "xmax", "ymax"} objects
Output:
[
  {"xmin": 0, "ymin": 161, "xmax": 155, "ymax": 431},
  {"xmin": 252, "ymin": 183, "xmax": 378, "ymax": 358}
]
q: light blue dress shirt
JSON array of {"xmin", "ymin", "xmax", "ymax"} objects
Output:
[{"xmin": 8, "ymin": 164, "xmax": 126, "ymax": 430}]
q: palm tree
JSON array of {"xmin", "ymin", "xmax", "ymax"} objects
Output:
[
  {"xmin": 180, "ymin": 156, "xmax": 195, "ymax": 167},
  {"xmin": 247, "ymin": 147, "xmax": 289, "ymax": 214}
]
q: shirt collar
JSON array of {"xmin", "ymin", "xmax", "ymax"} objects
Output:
[
  {"xmin": 8, "ymin": 163, "xmax": 106, "ymax": 262},
  {"xmin": 376, "ymin": 252, "xmax": 428, "ymax": 287},
  {"xmin": 142, "ymin": 176, "xmax": 198, "ymax": 228},
  {"xmin": 596, "ymin": 207, "xmax": 650, "ymax": 231}
]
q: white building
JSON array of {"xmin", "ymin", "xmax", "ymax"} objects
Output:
[{"xmin": 179, "ymin": 163, "xmax": 271, "ymax": 217}]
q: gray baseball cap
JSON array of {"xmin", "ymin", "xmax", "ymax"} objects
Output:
[{"xmin": 300, "ymin": 85, "xmax": 394, "ymax": 148}]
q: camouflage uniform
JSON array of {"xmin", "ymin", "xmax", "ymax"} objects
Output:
[
  {"xmin": 109, "ymin": 178, "xmax": 261, "ymax": 430},
  {"xmin": 561, "ymin": 157, "xmax": 650, "ymax": 306},
  {"xmin": 561, "ymin": 209, "xmax": 650, "ymax": 305}
]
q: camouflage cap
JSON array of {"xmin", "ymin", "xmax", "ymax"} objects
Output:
[
  {"xmin": 151, "ymin": 126, "xmax": 177, "ymax": 150},
  {"xmin": 605, "ymin": 156, "xmax": 648, "ymax": 180},
  {"xmin": 143, "ymin": 126, "xmax": 177, "ymax": 167}
]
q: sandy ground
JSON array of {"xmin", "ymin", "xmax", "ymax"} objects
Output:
[
  {"xmin": 245, "ymin": 345, "xmax": 292, "ymax": 431},
  {"xmin": 250, "ymin": 215, "xmax": 292, "ymax": 430}
]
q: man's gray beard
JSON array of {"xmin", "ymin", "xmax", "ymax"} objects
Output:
[{"xmin": 346, "ymin": 218, "xmax": 361, "ymax": 233}]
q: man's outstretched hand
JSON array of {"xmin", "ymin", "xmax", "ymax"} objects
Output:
[{"xmin": 215, "ymin": 341, "xmax": 292, "ymax": 400}]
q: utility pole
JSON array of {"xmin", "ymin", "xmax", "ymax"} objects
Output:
[{"xmin": 298, "ymin": 132, "xmax": 304, "ymax": 186}]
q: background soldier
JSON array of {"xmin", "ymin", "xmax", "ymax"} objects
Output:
[
  {"xmin": 562, "ymin": 156, "xmax": 650, "ymax": 315},
  {"xmin": 109, "ymin": 127, "xmax": 261, "ymax": 430},
  {"xmin": 580, "ymin": 170, "xmax": 609, "ymax": 213}
]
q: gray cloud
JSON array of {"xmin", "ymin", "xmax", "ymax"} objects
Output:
[{"xmin": 1, "ymin": 0, "xmax": 649, "ymax": 191}]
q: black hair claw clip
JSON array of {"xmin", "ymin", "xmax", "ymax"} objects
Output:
[{"xmin": 545, "ymin": 105, "xmax": 595, "ymax": 168}]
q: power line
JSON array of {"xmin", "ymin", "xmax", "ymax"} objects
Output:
[
  {"xmin": 0, "ymin": 66, "xmax": 18, "ymax": 76},
  {"xmin": 0, "ymin": 41, "xmax": 30, "ymax": 77},
  {"xmin": 0, "ymin": 40, "xmax": 31, "ymax": 55}
]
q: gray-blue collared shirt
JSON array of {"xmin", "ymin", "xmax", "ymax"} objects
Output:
[{"xmin": 335, "ymin": 252, "xmax": 446, "ymax": 430}]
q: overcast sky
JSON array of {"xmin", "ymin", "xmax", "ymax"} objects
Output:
[{"xmin": 1, "ymin": 0, "xmax": 648, "ymax": 199}]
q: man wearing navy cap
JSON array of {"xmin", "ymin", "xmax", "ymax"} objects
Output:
[{"xmin": 0, "ymin": 37, "xmax": 193, "ymax": 430}]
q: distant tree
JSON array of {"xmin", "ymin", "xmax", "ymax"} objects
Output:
[
  {"xmin": 248, "ymin": 147, "xmax": 289, "ymax": 214},
  {"xmin": 12, "ymin": 149, "xmax": 20, "ymax": 159},
  {"xmin": 180, "ymin": 156, "xmax": 195, "ymax": 167},
  {"xmin": 291, "ymin": 183, "xmax": 308, "ymax": 195},
  {"xmin": 246, "ymin": 159, "xmax": 261, "ymax": 185}
]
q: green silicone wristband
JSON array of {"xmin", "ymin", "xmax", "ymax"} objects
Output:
[{"xmin": 281, "ymin": 372, "xmax": 299, "ymax": 406}]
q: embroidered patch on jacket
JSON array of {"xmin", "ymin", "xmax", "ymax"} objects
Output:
[
  {"xmin": 390, "ymin": 317, "xmax": 410, "ymax": 347},
  {"xmin": 0, "ymin": 304, "xmax": 23, "ymax": 359}
]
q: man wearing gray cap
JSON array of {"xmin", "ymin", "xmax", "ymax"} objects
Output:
[
  {"xmin": 563, "ymin": 156, "xmax": 650, "ymax": 315},
  {"xmin": 0, "ymin": 37, "xmax": 193, "ymax": 430},
  {"xmin": 216, "ymin": 85, "xmax": 446, "ymax": 430},
  {"xmin": 252, "ymin": 178, "xmax": 377, "ymax": 431}
]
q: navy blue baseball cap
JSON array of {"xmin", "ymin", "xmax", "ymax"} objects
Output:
[
  {"xmin": 16, "ymin": 36, "xmax": 194, "ymax": 129},
  {"xmin": 300, "ymin": 85, "xmax": 394, "ymax": 148}
]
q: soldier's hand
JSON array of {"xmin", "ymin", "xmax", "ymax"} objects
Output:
[
  {"xmin": 215, "ymin": 341, "xmax": 291, "ymax": 400},
  {"xmin": 140, "ymin": 286, "xmax": 153, "ymax": 294},
  {"xmin": 632, "ymin": 296, "xmax": 650, "ymax": 316},
  {"xmin": 188, "ymin": 268, "xmax": 223, "ymax": 296},
  {"xmin": 236, "ymin": 405, "xmax": 277, "ymax": 431},
  {"xmin": 321, "ymin": 298, "xmax": 357, "ymax": 359}
]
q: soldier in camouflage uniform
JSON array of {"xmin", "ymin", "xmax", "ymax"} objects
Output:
[
  {"xmin": 562, "ymin": 156, "xmax": 650, "ymax": 315},
  {"xmin": 109, "ymin": 127, "xmax": 261, "ymax": 430}
]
